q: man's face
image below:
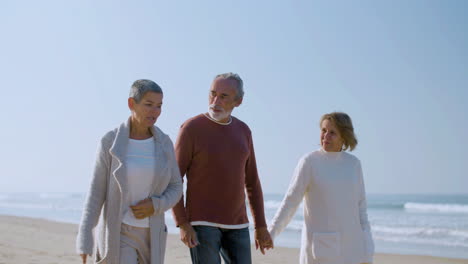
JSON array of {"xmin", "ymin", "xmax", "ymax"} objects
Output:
[{"xmin": 208, "ymin": 78, "xmax": 242, "ymax": 122}]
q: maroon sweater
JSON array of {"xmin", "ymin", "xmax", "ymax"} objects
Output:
[{"xmin": 172, "ymin": 114, "xmax": 267, "ymax": 229}]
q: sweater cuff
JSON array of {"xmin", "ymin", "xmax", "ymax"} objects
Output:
[
  {"xmin": 150, "ymin": 196, "xmax": 161, "ymax": 216},
  {"xmin": 76, "ymin": 230, "xmax": 94, "ymax": 255},
  {"xmin": 267, "ymin": 226, "xmax": 277, "ymax": 240}
]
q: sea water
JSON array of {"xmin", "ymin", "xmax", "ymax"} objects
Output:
[{"xmin": 1, "ymin": 192, "xmax": 467, "ymax": 259}]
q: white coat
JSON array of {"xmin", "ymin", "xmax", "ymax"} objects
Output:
[{"xmin": 76, "ymin": 119, "xmax": 183, "ymax": 264}]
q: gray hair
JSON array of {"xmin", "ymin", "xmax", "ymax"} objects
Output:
[
  {"xmin": 129, "ymin": 79, "xmax": 163, "ymax": 103},
  {"xmin": 214, "ymin": 72, "xmax": 244, "ymax": 99}
]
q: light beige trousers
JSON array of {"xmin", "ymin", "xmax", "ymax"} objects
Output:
[{"xmin": 120, "ymin": 223, "xmax": 151, "ymax": 264}]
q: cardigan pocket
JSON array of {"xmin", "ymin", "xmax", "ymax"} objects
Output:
[{"xmin": 311, "ymin": 232, "xmax": 341, "ymax": 259}]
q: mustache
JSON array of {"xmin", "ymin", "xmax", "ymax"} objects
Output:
[{"xmin": 209, "ymin": 104, "xmax": 224, "ymax": 111}]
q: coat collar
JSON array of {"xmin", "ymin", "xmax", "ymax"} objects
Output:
[
  {"xmin": 109, "ymin": 117, "xmax": 163, "ymax": 162},
  {"xmin": 107, "ymin": 118, "xmax": 170, "ymax": 205}
]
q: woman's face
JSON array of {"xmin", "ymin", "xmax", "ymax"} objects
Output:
[
  {"xmin": 129, "ymin": 91, "xmax": 163, "ymax": 128},
  {"xmin": 320, "ymin": 119, "xmax": 344, "ymax": 152}
]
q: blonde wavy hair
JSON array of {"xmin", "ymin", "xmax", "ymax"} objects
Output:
[{"xmin": 320, "ymin": 112, "xmax": 358, "ymax": 151}]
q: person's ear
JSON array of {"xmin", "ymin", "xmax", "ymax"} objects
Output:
[
  {"xmin": 128, "ymin": 97, "xmax": 135, "ymax": 110},
  {"xmin": 235, "ymin": 97, "xmax": 243, "ymax": 107}
]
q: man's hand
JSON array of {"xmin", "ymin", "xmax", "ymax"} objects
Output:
[
  {"xmin": 179, "ymin": 223, "xmax": 199, "ymax": 248},
  {"xmin": 130, "ymin": 198, "xmax": 154, "ymax": 219},
  {"xmin": 255, "ymin": 227, "xmax": 274, "ymax": 254}
]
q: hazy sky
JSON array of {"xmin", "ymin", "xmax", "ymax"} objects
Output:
[{"xmin": 1, "ymin": 0, "xmax": 467, "ymax": 194}]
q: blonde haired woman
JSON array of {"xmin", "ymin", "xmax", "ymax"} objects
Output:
[{"xmin": 269, "ymin": 112, "xmax": 374, "ymax": 264}]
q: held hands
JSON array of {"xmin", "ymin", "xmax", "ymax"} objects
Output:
[
  {"xmin": 130, "ymin": 198, "xmax": 155, "ymax": 219},
  {"xmin": 255, "ymin": 227, "xmax": 274, "ymax": 254},
  {"xmin": 179, "ymin": 223, "xmax": 199, "ymax": 248}
]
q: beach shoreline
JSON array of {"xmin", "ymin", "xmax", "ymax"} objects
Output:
[{"xmin": 0, "ymin": 214, "xmax": 467, "ymax": 264}]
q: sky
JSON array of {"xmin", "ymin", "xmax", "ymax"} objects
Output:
[{"xmin": 1, "ymin": 0, "xmax": 467, "ymax": 194}]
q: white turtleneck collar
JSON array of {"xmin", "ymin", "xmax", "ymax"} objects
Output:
[{"xmin": 319, "ymin": 148, "xmax": 343, "ymax": 158}]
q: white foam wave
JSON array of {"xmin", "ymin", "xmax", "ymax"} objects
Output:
[
  {"xmin": 450, "ymin": 230, "xmax": 468, "ymax": 239},
  {"xmin": 264, "ymin": 200, "xmax": 304, "ymax": 211},
  {"xmin": 374, "ymin": 234, "xmax": 468, "ymax": 248},
  {"xmin": 266, "ymin": 219, "xmax": 303, "ymax": 232},
  {"xmin": 285, "ymin": 220, "xmax": 303, "ymax": 231},
  {"xmin": 373, "ymin": 225, "xmax": 468, "ymax": 237},
  {"xmin": 38, "ymin": 193, "xmax": 79, "ymax": 199},
  {"xmin": 0, "ymin": 202, "xmax": 82, "ymax": 211},
  {"xmin": 372, "ymin": 224, "xmax": 468, "ymax": 248},
  {"xmin": 0, "ymin": 202, "xmax": 54, "ymax": 210},
  {"xmin": 404, "ymin": 202, "xmax": 468, "ymax": 213},
  {"xmin": 373, "ymin": 225, "xmax": 426, "ymax": 236},
  {"xmin": 264, "ymin": 200, "xmax": 283, "ymax": 209}
]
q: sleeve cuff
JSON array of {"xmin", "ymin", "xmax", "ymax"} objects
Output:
[{"xmin": 151, "ymin": 196, "xmax": 161, "ymax": 215}]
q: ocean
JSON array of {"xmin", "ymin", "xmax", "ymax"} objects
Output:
[{"xmin": 1, "ymin": 192, "xmax": 467, "ymax": 259}]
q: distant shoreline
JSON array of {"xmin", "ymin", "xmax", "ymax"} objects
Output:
[
  {"xmin": 1, "ymin": 192, "xmax": 468, "ymax": 259},
  {"xmin": 1, "ymin": 214, "xmax": 467, "ymax": 264}
]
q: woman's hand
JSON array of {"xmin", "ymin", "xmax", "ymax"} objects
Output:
[{"xmin": 130, "ymin": 198, "xmax": 155, "ymax": 219}]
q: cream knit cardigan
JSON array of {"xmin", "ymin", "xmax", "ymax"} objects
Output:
[
  {"xmin": 76, "ymin": 119, "xmax": 183, "ymax": 264},
  {"xmin": 269, "ymin": 149, "xmax": 374, "ymax": 264}
]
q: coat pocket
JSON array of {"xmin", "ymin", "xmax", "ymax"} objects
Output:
[{"xmin": 311, "ymin": 232, "xmax": 341, "ymax": 259}]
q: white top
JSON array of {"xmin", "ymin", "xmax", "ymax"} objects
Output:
[
  {"xmin": 190, "ymin": 221, "xmax": 249, "ymax": 229},
  {"xmin": 269, "ymin": 149, "xmax": 374, "ymax": 264},
  {"xmin": 203, "ymin": 113, "xmax": 232, "ymax": 125},
  {"xmin": 122, "ymin": 138, "xmax": 157, "ymax": 227}
]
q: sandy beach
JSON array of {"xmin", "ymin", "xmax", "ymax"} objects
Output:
[{"xmin": 0, "ymin": 215, "xmax": 466, "ymax": 264}]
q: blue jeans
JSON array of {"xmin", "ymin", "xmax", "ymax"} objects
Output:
[{"xmin": 189, "ymin": 226, "xmax": 252, "ymax": 264}]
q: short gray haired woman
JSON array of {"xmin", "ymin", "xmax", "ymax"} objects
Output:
[
  {"xmin": 268, "ymin": 112, "xmax": 374, "ymax": 264},
  {"xmin": 76, "ymin": 79, "xmax": 183, "ymax": 264}
]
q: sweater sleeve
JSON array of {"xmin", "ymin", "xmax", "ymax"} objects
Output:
[
  {"xmin": 76, "ymin": 133, "xmax": 113, "ymax": 255},
  {"xmin": 151, "ymin": 137, "xmax": 183, "ymax": 216},
  {"xmin": 244, "ymin": 131, "xmax": 267, "ymax": 229},
  {"xmin": 357, "ymin": 160, "xmax": 374, "ymax": 263},
  {"xmin": 171, "ymin": 122, "xmax": 193, "ymax": 226},
  {"xmin": 268, "ymin": 155, "xmax": 311, "ymax": 240}
]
